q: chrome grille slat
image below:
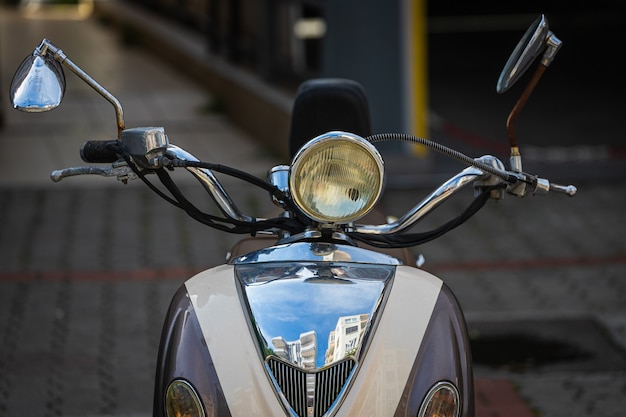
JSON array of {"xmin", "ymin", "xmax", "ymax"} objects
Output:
[{"xmin": 268, "ymin": 357, "xmax": 356, "ymax": 417}]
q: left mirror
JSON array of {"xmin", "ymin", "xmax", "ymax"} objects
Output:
[{"xmin": 10, "ymin": 53, "xmax": 66, "ymax": 112}]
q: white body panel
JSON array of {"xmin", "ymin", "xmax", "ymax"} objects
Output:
[
  {"xmin": 185, "ymin": 264, "xmax": 285, "ymax": 416},
  {"xmin": 186, "ymin": 264, "xmax": 443, "ymax": 416}
]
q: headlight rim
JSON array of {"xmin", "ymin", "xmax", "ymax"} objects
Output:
[{"xmin": 289, "ymin": 131, "xmax": 385, "ymax": 224}]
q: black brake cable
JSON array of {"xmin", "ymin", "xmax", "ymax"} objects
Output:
[
  {"xmin": 155, "ymin": 168, "xmax": 255, "ymax": 233},
  {"xmin": 113, "ymin": 143, "xmax": 184, "ymax": 208},
  {"xmin": 115, "ymin": 143, "xmax": 256, "ymax": 232},
  {"xmin": 158, "ymin": 166, "xmax": 311, "ymax": 234},
  {"xmin": 113, "ymin": 145, "xmax": 307, "ymax": 234},
  {"xmin": 159, "ymin": 156, "xmax": 311, "ymax": 226},
  {"xmin": 113, "ymin": 141, "xmax": 500, "ymax": 244}
]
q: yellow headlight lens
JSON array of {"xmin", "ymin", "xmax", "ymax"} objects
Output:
[
  {"xmin": 165, "ymin": 379, "xmax": 205, "ymax": 417},
  {"xmin": 419, "ymin": 382, "xmax": 460, "ymax": 417},
  {"xmin": 290, "ymin": 132, "xmax": 384, "ymax": 224}
]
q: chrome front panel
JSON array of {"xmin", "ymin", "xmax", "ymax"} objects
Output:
[
  {"xmin": 236, "ymin": 262, "xmax": 394, "ymax": 369},
  {"xmin": 235, "ymin": 260, "xmax": 395, "ymax": 416}
]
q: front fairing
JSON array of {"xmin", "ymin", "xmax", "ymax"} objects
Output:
[{"xmin": 154, "ymin": 242, "xmax": 473, "ymax": 417}]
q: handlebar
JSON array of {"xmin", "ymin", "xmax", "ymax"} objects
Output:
[
  {"xmin": 49, "ymin": 133, "xmax": 577, "ymax": 245},
  {"xmin": 353, "ymin": 165, "xmax": 489, "ymax": 236}
]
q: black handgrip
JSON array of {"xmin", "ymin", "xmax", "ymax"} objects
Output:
[{"xmin": 80, "ymin": 140, "xmax": 120, "ymax": 163}]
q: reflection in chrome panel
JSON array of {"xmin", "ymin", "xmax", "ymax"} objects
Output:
[
  {"xmin": 236, "ymin": 262, "xmax": 395, "ymax": 417},
  {"xmin": 236, "ymin": 262, "xmax": 394, "ymax": 368}
]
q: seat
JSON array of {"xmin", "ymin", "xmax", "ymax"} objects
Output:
[{"xmin": 288, "ymin": 78, "xmax": 372, "ymax": 158}]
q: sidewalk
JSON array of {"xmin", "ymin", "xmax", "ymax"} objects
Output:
[{"xmin": 1, "ymin": 4, "xmax": 625, "ymax": 417}]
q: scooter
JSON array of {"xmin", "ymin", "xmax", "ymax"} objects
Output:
[{"xmin": 10, "ymin": 14, "xmax": 575, "ymax": 417}]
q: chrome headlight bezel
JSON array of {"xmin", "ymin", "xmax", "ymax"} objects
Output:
[{"xmin": 289, "ymin": 131, "xmax": 385, "ymax": 224}]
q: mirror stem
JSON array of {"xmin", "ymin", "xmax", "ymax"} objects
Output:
[
  {"xmin": 37, "ymin": 39, "xmax": 126, "ymax": 137},
  {"xmin": 505, "ymin": 63, "xmax": 547, "ymax": 169},
  {"xmin": 505, "ymin": 31, "xmax": 561, "ymax": 172}
]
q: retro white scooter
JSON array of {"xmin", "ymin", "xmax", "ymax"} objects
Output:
[{"xmin": 10, "ymin": 14, "xmax": 575, "ymax": 417}]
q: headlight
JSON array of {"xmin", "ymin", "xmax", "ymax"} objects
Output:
[
  {"xmin": 165, "ymin": 379, "xmax": 205, "ymax": 417},
  {"xmin": 289, "ymin": 131, "xmax": 384, "ymax": 224},
  {"xmin": 418, "ymin": 381, "xmax": 460, "ymax": 417}
]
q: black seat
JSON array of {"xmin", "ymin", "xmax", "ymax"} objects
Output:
[{"xmin": 288, "ymin": 78, "xmax": 372, "ymax": 158}]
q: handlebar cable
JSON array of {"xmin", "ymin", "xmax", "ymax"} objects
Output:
[
  {"xmin": 112, "ymin": 140, "xmax": 501, "ymax": 242},
  {"xmin": 108, "ymin": 141, "xmax": 186, "ymax": 209},
  {"xmin": 159, "ymin": 156, "xmax": 311, "ymax": 226},
  {"xmin": 366, "ymin": 133, "xmax": 518, "ymax": 183},
  {"xmin": 348, "ymin": 184, "xmax": 504, "ymax": 249},
  {"xmin": 107, "ymin": 143, "xmax": 308, "ymax": 234},
  {"xmin": 155, "ymin": 168, "xmax": 255, "ymax": 233},
  {"xmin": 111, "ymin": 142, "xmax": 284, "ymax": 234},
  {"xmin": 154, "ymin": 168, "xmax": 307, "ymax": 235}
]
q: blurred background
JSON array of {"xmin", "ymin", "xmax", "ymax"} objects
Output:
[{"xmin": 1, "ymin": 0, "xmax": 624, "ymax": 184}]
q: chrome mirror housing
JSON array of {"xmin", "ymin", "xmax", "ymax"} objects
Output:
[
  {"xmin": 9, "ymin": 39, "xmax": 126, "ymax": 137},
  {"xmin": 10, "ymin": 53, "xmax": 66, "ymax": 112}
]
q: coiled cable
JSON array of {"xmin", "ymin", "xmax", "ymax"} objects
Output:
[{"xmin": 366, "ymin": 133, "xmax": 517, "ymax": 183}]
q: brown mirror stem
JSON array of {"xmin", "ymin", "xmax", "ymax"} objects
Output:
[{"xmin": 506, "ymin": 63, "xmax": 547, "ymax": 151}]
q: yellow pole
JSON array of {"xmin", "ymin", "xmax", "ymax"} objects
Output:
[{"xmin": 408, "ymin": 0, "xmax": 429, "ymax": 156}]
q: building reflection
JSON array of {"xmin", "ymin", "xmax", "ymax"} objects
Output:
[
  {"xmin": 271, "ymin": 313, "xmax": 370, "ymax": 369},
  {"xmin": 272, "ymin": 330, "xmax": 317, "ymax": 370},
  {"xmin": 325, "ymin": 314, "xmax": 369, "ymax": 364}
]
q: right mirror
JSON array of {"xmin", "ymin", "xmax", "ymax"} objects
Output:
[{"xmin": 497, "ymin": 14, "xmax": 550, "ymax": 93}]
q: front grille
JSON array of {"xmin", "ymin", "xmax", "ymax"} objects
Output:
[{"xmin": 267, "ymin": 357, "xmax": 356, "ymax": 417}]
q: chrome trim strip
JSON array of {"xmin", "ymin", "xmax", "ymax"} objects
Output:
[{"xmin": 230, "ymin": 241, "xmax": 402, "ymax": 265}]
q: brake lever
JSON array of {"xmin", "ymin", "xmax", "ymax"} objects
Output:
[{"xmin": 50, "ymin": 163, "xmax": 138, "ymax": 183}]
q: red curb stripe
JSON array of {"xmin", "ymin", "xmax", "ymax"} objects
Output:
[
  {"xmin": 426, "ymin": 254, "xmax": 626, "ymax": 272},
  {"xmin": 0, "ymin": 267, "xmax": 205, "ymax": 282},
  {"xmin": 475, "ymin": 379, "xmax": 535, "ymax": 417},
  {"xmin": 2, "ymin": 254, "xmax": 625, "ymax": 281}
]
